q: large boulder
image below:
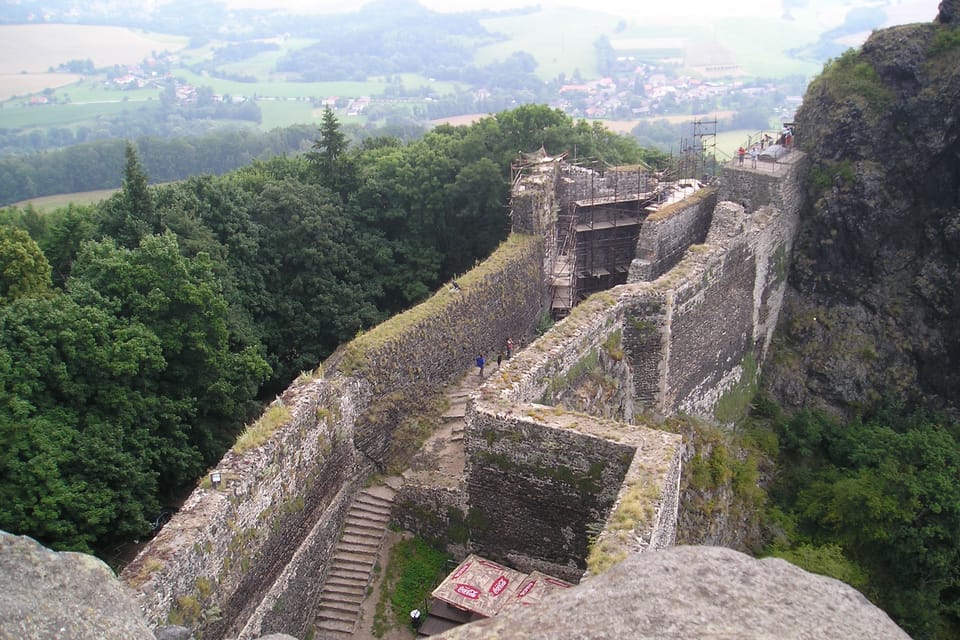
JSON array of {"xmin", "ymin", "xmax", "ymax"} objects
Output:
[
  {"xmin": 435, "ymin": 546, "xmax": 910, "ymax": 639},
  {"xmin": 0, "ymin": 531, "xmax": 155, "ymax": 640}
]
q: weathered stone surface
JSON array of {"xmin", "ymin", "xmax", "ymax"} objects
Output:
[
  {"xmin": 154, "ymin": 626, "xmax": 191, "ymax": 640},
  {"xmin": 770, "ymin": 10, "xmax": 960, "ymax": 417},
  {"xmin": 0, "ymin": 531, "xmax": 154, "ymax": 640},
  {"xmin": 434, "ymin": 546, "xmax": 911, "ymax": 640}
]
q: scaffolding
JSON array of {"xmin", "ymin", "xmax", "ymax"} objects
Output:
[
  {"xmin": 550, "ymin": 161, "xmax": 658, "ymax": 317},
  {"xmin": 674, "ymin": 118, "xmax": 718, "ymax": 182}
]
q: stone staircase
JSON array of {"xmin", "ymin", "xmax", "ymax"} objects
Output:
[
  {"xmin": 314, "ymin": 369, "xmax": 489, "ymax": 638},
  {"xmin": 313, "ymin": 485, "xmax": 396, "ymax": 638}
]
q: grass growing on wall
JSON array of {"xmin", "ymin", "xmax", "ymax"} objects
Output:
[
  {"xmin": 338, "ymin": 233, "xmax": 539, "ymax": 376},
  {"xmin": 233, "ymin": 403, "xmax": 292, "ymax": 454},
  {"xmin": 714, "ymin": 352, "xmax": 758, "ymax": 424}
]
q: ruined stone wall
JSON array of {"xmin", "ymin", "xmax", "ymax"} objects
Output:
[
  {"xmin": 463, "ymin": 411, "xmax": 635, "ymax": 582},
  {"xmin": 122, "ymin": 377, "xmax": 370, "ymax": 638},
  {"xmin": 627, "ymin": 188, "xmax": 717, "ymax": 282},
  {"xmin": 458, "ymin": 289, "xmax": 684, "ymax": 582},
  {"xmin": 123, "ymin": 234, "xmax": 549, "ymax": 638},
  {"xmin": 338, "ymin": 234, "xmax": 546, "ymax": 464}
]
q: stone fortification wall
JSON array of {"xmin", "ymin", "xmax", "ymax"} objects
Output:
[
  {"xmin": 627, "ymin": 188, "xmax": 717, "ymax": 282},
  {"xmin": 461, "ymin": 291, "xmax": 684, "ymax": 581},
  {"xmin": 464, "ymin": 409, "xmax": 637, "ymax": 582},
  {"xmin": 123, "ymin": 234, "xmax": 549, "ymax": 638},
  {"xmin": 719, "ymin": 153, "xmax": 809, "ymax": 217},
  {"xmin": 336, "ymin": 234, "xmax": 546, "ymax": 464},
  {"xmin": 121, "ymin": 377, "xmax": 370, "ymax": 639}
]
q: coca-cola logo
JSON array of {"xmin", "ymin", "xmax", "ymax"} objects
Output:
[
  {"xmin": 489, "ymin": 575, "xmax": 509, "ymax": 596},
  {"xmin": 455, "ymin": 583, "xmax": 480, "ymax": 600},
  {"xmin": 545, "ymin": 578, "xmax": 571, "ymax": 588},
  {"xmin": 516, "ymin": 580, "xmax": 536, "ymax": 599},
  {"xmin": 452, "ymin": 562, "xmax": 471, "ymax": 579}
]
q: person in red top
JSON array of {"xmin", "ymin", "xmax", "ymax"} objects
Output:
[{"xmin": 737, "ymin": 146, "xmax": 746, "ymax": 165}]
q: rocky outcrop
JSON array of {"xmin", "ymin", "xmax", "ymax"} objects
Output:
[
  {"xmin": 0, "ymin": 531, "xmax": 155, "ymax": 640},
  {"xmin": 767, "ymin": 7, "xmax": 960, "ymax": 416},
  {"xmin": 435, "ymin": 546, "xmax": 910, "ymax": 639},
  {"xmin": 3, "ymin": 532, "xmax": 908, "ymax": 640},
  {"xmin": 939, "ymin": 0, "xmax": 960, "ymax": 24}
]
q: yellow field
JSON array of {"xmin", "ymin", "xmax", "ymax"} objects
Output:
[
  {"xmin": 0, "ymin": 25, "xmax": 188, "ymax": 86},
  {"xmin": 0, "ymin": 24, "xmax": 188, "ymax": 102},
  {"xmin": 0, "ymin": 73, "xmax": 83, "ymax": 102}
]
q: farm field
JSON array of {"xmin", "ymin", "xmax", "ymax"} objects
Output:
[
  {"xmin": 8, "ymin": 187, "xmax": 118, "ymax": 212},
  {"xmin": 0, "ymin": 25, "xmax": 188, "ymax": 74},
  {"xmin": 477, "ymin": 6, "xmax": 621, "ymax": 81},
  {"xmin": 0, "ymin": 99, "xmax": 159, "ymax": 129}
]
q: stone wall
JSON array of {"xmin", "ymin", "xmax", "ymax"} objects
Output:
[
  {"xmin": 122, "ymin": 235, "xmax": 549, "ymax": 638},
  {"xmin": 460, "ymin": 290, "xmax": 685, "ymax": 581},
  {"xmin": 121, "ymin": 376, "xmax": 370, "ymax": 638},
  {"xmin": 336, "ymin": 234, "xmax": 546, "ymax": 464},
  {"xmin": 628, "ymin": 188, "xmax": 718, "ymax": 282}
]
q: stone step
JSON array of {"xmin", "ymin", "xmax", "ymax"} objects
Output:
[
  {"xmin": 361, "ymin": 484, "xmax": 397, "ymax": 502},
  {"xmin": 316, "ymin": 601, "xmax": 360, "ymax": 619},
  {"xmin": 343, "ymin": 518, "xmax": 386, "ymax": 534},
  {"xmin": 341, "ymin": 531, "xmax": 381, "ymax": 547},
  {"xmin": 339, "ymin": 541, "xmax": 380, "ymax": 556},
  {"xmin": 314, "ymin": 620, "xmax": 355, "ymax": 636},
  {"xmin": 342, "ymin": 524, "xmax": 384, "ymax": 541},
  {"xmin": 332, "ymin": 551, "xmax": 376, "ymax": 568},
  {"xmin": 441, "ymin": 408, "xmax": 466, "ymax": 422},
  {"xmin": 328, "ymin": 566, "xmax": 371, "ymax": 582},
  {"xmin": 382, "ymin": 475, "xmax": 405, "ymax": 492},
  {"xmin": 356, "ymin": 489, "xmax": 395, "ymax": 508},
  {"xmin": 324, "ymin": 591, "xmax": 364, "ymax": 608},
  {"xmin": 350, "ymin": 499, "xmax": 392, "ymax": 519},
  {"xmin": 315, "ymin": 608, "xmax": 358, "ymax": 628},
  {"xmin": 324, "ymin": 582, "xmax": 366, "ymax": 598}
]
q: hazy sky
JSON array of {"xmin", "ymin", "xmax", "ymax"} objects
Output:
[{"xmin": 221, "ymin": 0, "xmax": 937, "ymax": 27}]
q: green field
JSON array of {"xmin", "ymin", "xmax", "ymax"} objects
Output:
[{"xmin": 0, "ymin": 99, "xmax": 160, "ymax": 129}]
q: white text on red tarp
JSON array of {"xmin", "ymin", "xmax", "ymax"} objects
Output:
[
  {"xmin": 455, "ymin": 583, "xmax": 481, "ymax": 600},
  {"xmin": 489, "ymin": 575, "xmax": 509, "ymax": 596},
  {"xmin": 516, "ymin": 580, "xmax": 537, "ymax": 599}
]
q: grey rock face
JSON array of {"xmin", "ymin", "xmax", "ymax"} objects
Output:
[
  {"xmin": 435, "ymin": 546, "xmax": 911, "ymax": 640},
  {"xmin": 0, "ymin": 531, "xmax": 155, "ymax": 640},
  {"xmin": 768, "ymin": 12, "xmax": 960, "ymax": 416},
  {"xmin": 939, "ymin": 0, "xmax": 960, "ymax": 23}
]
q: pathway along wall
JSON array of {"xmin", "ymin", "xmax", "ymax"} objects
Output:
[{"xmin": 121, "ymin": 235, "xmax": 547, "ymax": 639}]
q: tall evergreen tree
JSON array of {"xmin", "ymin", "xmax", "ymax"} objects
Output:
[{"xmin": 308, "ymin": 107, "xmax": 354, "ymax": 197}]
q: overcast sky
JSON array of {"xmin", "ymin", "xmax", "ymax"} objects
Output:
[{"xmin": 221, "ymin": 0, "xmax": 937, "ymax": 27}]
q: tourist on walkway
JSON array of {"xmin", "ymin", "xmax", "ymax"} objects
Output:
[
  {"xmin": 750, "ymin": 146, "xmax": 759, "ymax": 168},
  {"xmin": 476, "ymin": 353, "xmax": 485, "ymax": 377},
  {"xmin": 506, "ymin": 338, "xmax": 515, "ymax": 359},
  {"xmin": 737, "ymin": 146, "xmax": 746, "ymax": 165}
]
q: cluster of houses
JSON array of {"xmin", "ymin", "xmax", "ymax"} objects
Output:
[{"xmin": 551, "ymin": 61, "xmax": 800, "ymax": 119}]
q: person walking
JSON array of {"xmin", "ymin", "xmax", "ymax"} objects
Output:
[
  {"xmin": 506, "ymin": 338, "xmax": 515, "ymax": 359},
  {"xmin": 476, "ymin": 353, "xmax": 485, "ymax": 378},
  {"xmin": 737, "ymin": 146, "xmax": 746, "ymax": 166},
  {"xmin": 750, "ymin": 146, "xmax": 759, "ymax": 168}
]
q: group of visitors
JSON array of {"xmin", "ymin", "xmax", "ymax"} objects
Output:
[{"xmin": 476, "ymin": 338, "xmax": 514, "ymax": 378}]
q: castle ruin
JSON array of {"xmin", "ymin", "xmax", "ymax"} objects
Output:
[{"xmin": 120, "ymin": 148, "xmax": 809, "ymax": 638}]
